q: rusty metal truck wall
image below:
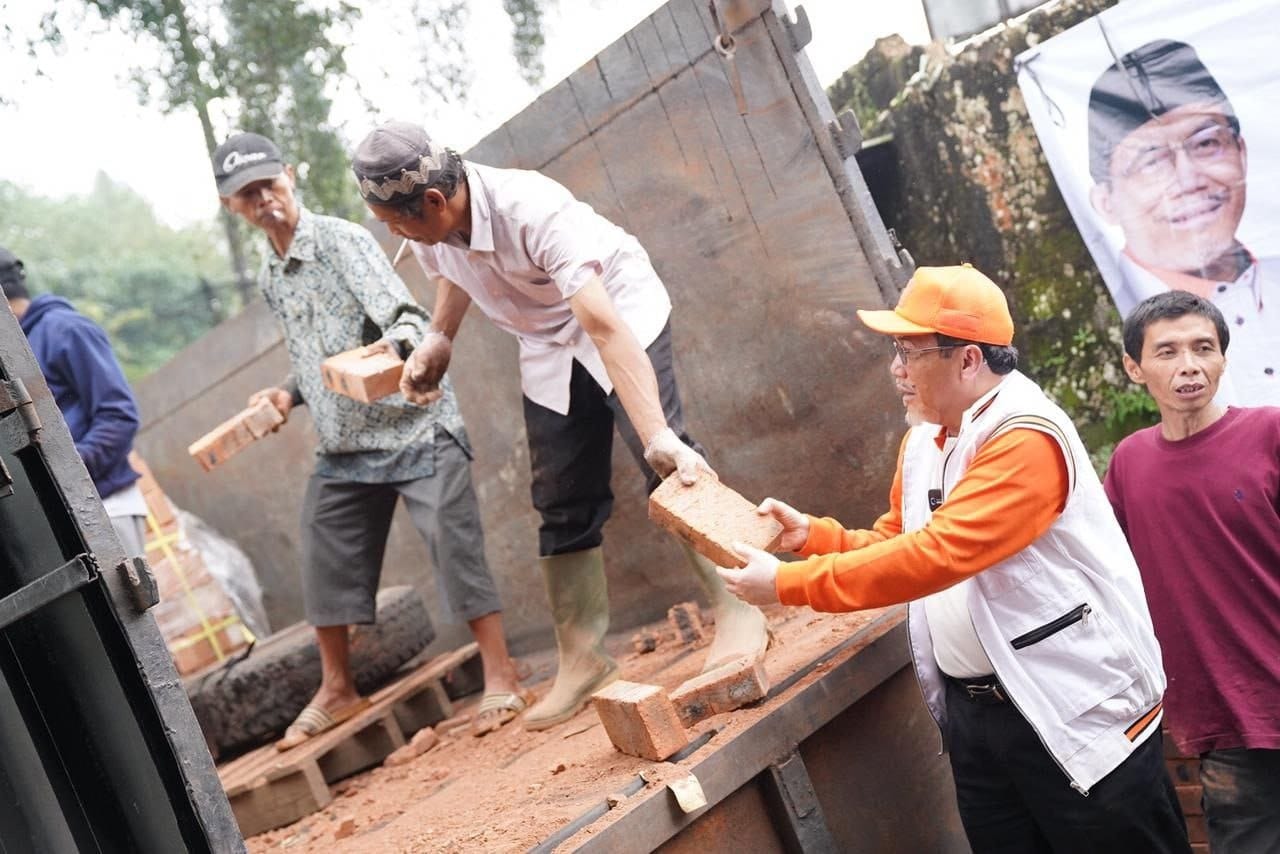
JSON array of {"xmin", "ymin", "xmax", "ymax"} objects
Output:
[{"xmin": 133, "ymin": 0, "xmax": 908, "ymax": 649}]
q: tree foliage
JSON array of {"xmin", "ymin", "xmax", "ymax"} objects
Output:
[{"xmin": 0, "ymin": 176, "xmax": 235, "ymax": 381}]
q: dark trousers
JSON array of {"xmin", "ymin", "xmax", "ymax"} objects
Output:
[
  {"xmin": 522, "ymin": 322, "xmax": 704, "ymax": 557},
  {"xmin": 944, "ymin": 679, "xmax": 1190, "ymax": 853},
  {"xmin": 1201, "ymin": 747, "xmax": 1280, "ymax": 854}
]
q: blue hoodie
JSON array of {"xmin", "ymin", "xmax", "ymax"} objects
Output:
[{"xmin": 20, "ymin": 295, "xmax": 140, "ymax": 499}]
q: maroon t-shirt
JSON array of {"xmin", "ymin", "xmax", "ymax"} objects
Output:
[{"xmin": 1104, "ymin": 407, "xmax": 1280, "ymax": 755}]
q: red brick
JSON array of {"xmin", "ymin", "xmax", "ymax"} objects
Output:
[
  {"xmin": 1166, "ymin": 756, "xmax": 1201, "ymax": 786},
  {"xmin": 648, "ymin": 475, "xmax": 783, "ymax": 568},
  {"xmin": 592, "ymin": 680, "xmax": 688, "ymax": 761},
  {"xmin": 1186, "ymin": 814, "xmax": 1208, "ymax": 845},
  {"xmin": 384, "ymin": 727, "xmax": 439, "ymax": 767},
  {"xmin": 1176, "ymin": 784, "xmax": 1203, "ymax": 816},
  {"xmin": 669, "ymin": 656, "xmax": 769, "ymax": 727},
  {"xmin": 667, "ymin": 602, "xmax": 705, "ymax": 644},
  {"xmin": 320, "ymin": 346, "xmax": 404, "ymax": 403},
  {"xmin": 187, "ymin": 398, "xmax": 283, "ymax": 471}
]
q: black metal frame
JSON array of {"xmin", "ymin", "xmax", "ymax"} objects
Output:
[{"xmin": 0, "ymin": 298, "xmax": 243, "ymax": 852}]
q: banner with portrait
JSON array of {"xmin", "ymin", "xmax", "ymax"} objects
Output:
[{"xmin": 1015, "ymin": 0, "xmax": 1280, "ymax": 405}]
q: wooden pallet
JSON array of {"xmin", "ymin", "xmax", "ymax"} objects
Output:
[{"xmin": 218, "ymin": 642, "xmax": 479, "ymax": 837}]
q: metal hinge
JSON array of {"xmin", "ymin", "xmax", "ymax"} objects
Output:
[
  {"xmin": 783, "ymin": 5, "xmax": 812, "ymax": 52},
  {"xmin": 116, "ymin": 556, "xmax": 159, "ymax": 613},
  {"xmin": 0, "ymin": 378, "xmax": 42, "ymax": 441},
  {"xmin": 828, "ymin": 109, "xmax": 863, "ymax": 159}
]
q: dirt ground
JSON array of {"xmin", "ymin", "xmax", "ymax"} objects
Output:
[{"xmin": 244, "ymin": 603, "xmax": 892, "ymax": 853}]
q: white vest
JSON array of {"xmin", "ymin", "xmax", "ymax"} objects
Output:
[{"xmin": 903, "ymin": 371, "xmax": 1166, "ymax": 793}]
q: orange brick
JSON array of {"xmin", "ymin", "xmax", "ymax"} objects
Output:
[
  {"xmin": 1167, "ymin": 757, "xmax": 1200, "ymax": 786},
  {"xmin": 187, "ymin": 398, "xmax": 283, "ymax": 471},
  {"xmin": 592, "ymin": 681, "xmax": 688, "ymax": 761},
  {"xmin": 320, "ymin": 346, "xmax": 404, "ymax": 403},
  {"xmin": 1176, "ymin": 784, "xmax": 1203, "ymax": 817},
  {"xmin": 669, "ymin": 656, "xmax": 769, "ymax": 727},
  {"xmin": 667, "ymin": 602, "xmax": 705, "ymax": 644},
  {"xmin": 648, "ymin": 475, "xmax": 783, "ymax": 568},
  {"xmin": 1186, "ymin": 814, "xmax": 1208, "ymax": 845}
]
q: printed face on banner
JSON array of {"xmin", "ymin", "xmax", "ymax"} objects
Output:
[
  {"xmin": 1090, "ymin": 105, "xmax": 1247, "ymax": 278},
  {"xmin": 1016, "ymin": 0, "xmax": 1280, "ymax": 406}
]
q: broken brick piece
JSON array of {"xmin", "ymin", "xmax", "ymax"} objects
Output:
[
  {"xmin": 592, "ymin": 680, "xmax": 689, "ymax": 761},
  {"xmin": 667, "ymin": 602, "xmax": 705, "ymax": 645},
  {"xmin": 648, "ymin": 475, "xmax": 784, "ymax": 568},
  {"xmin": 384, "ymin": 727, "xmax": 440, "ymax": 767},
  {"xmin": 321, "ymin": 346, "xmax": 404, "ymax": 403},
  {"xmin": 631, "ymin": 629, "xmax": 659, "ymax": 655},
  {"xmin": 187, "ymin": 398, "xmax": 284, "ymax": 472},
  {"xmin": 669, "ymin": 656, "xmax": 770, "ymax": 728}
]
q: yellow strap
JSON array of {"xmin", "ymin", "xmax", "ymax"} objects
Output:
[{"xmin": 145, "ymin": 512, "xmax": 257, "ymax": 661}]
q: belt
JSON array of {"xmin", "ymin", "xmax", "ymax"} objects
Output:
[{"xmin": 946, "ymin": 674, "xmax": 1009, "ymax": 705}]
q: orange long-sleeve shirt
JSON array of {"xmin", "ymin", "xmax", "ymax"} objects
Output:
[{"xmin": 775, "ymin": 427, "xmax": 1070, "ymax": 612}]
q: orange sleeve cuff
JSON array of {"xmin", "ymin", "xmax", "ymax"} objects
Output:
[{"xmin": 776, "ymin": 428, "xmax": 1069, "ymax": 612}]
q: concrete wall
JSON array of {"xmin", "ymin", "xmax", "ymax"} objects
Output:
[
  {"xmin": 832, "ymin": 0, "xmax": 1150, "ymax": 464},
  {"xmin": 134, "ymin": 0, "xmax": 908, "ymax": 655}
]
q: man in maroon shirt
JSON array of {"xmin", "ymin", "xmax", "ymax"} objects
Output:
[{"xmin": 1105, "ymin": 290, "xmax": 1280, "ymax": 854}]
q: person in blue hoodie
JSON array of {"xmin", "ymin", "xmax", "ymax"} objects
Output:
[{"xmin": 1, "ymin": 246, "xmax": 147, "ymax": 556}]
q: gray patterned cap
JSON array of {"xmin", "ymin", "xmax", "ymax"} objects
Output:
[{"xmin": 352, "ymin": 121, "xmax": 449, "ymax": 205}]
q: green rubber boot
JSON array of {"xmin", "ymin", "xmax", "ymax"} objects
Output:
[
  {"xmin": 523, "ymin": 547, "xmax": 620, "ymax": 731},
  {"xmin": 683, "ymin": 544, "xmax": 770, "ymax": 673}
]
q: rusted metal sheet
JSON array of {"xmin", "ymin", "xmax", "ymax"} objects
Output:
[{"xmin": 133, "ymin": 0, "xmax": 911, "ymax": 649}]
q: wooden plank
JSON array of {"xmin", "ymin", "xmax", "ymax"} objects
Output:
[
  {"xmin": 506, "ymin": 77, "xmax": 591, "ymax": 172},
  {"xmin": 392, "ymin": 678, "xmax": 453, "ymax": 735},
  {"xmin": 220, "ymin": 643, "xmax": 479, "ymax": 795},
  {"xmin": 228, "ymin": 762, "xmax": 331, "ymax": 839},
  {"xmin": 316, "ymin": 714, "xmax": 406, "ymax": 782},
  {"xmin": 570, "ymin": 608, "xmax": 907, "ymax": 853}
]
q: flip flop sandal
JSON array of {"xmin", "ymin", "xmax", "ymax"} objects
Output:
[
  {"xmin": 471, "ymin": 691, "xmax": 530, "ymax": 737},
  {"xmin": 275, "ymin": 698, "xmax": 371, "ymax": 752}
]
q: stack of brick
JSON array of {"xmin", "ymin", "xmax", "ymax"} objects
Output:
[
  {"xmin": 1164, "ymin": 732, "xmax": 1207, "ymax": 853},
  {"xmin": 130, "ymin": 453, "xmax": 254, "ymax": 676}
]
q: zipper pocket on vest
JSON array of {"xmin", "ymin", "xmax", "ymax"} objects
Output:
[{"xmin": 1010, "ymin": 604, "xmax": 1091, "ymax": 649}]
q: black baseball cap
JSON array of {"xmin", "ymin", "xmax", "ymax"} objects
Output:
[
  {"xmin": 0, "ymin": 246, "xmax": 24, "ymax": 285},
  {"xmin": 212, "ymin": 132, "xmax": 285, "ymax": 196},
  {"xmin": 1087, "ymin": 39, "xmax": 1237, "ymax": 183}
]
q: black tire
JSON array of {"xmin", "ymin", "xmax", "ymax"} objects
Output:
[{"xmin": 187, "ymin": 585, "xmax": 434, "ymax": 760}]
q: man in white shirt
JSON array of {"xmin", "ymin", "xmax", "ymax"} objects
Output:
[
  {"xmin": 351, "ymin": 121, "xmax": 769, "ymax": 730},
  {"xmin": 1086, "ymin": 38, "xmax": 1279, "ymax": 404}
]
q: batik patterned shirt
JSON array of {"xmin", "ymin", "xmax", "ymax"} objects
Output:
[{"xmin": 259, "ymin": 207, "xmax": 465, "ymax": 482}]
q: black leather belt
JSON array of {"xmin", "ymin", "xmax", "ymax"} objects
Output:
[{"xmin": 947, "ymin": 674, "xmax": 1009, "ymax": 705}]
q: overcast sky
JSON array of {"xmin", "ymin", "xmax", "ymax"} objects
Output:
[{"xmin": 0, "ymin": 0, "xmax": 930, "ymax": 227}]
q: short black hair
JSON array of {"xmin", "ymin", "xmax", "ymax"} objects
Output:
[
  {"xmin": 1123, "ymin": 290, "xmax": 1229, "ymax": 361},
  {"xmin": 936, "ymin": 334, "xmax": 1019, "ymax": 375}
]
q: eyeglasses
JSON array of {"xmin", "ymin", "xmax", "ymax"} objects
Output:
[
  {"xmin": 891, "ymin": 340, "xmax": 958, "ymax": 363},
  {"xmin": 1116, "ymin": 123, "xmax": 1241, "ymax": 182}
]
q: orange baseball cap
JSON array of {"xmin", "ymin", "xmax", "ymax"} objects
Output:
[{"xmin": 856, "ymin": 264, "xmax": 1014, "ymax": 346}]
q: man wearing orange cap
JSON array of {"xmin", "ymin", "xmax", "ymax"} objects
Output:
[{"xmin": 720, "ymin": 265, "xmax": 1189, "ymax": 852}]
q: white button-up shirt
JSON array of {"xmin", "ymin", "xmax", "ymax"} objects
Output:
[
  {"xmin": 410, "ymin": 162, "xmax": 671, "ymax": 415},
  {"xmin": 1116, "ymin": 252, "xmax": 1280, "ymax": 406}
]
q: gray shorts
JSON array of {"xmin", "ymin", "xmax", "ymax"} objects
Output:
[{"xmin": 299, "ymin": 435, "xmax": 502, "ymax": 627}]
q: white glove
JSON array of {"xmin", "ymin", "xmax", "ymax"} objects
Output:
[
  {"xmin": 643, "ymin": 427, "xmax": 714, "ymax": 485},
  {"xmin": 717, "ymin": 543, "xmax": 781, "ymax": 605}
]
